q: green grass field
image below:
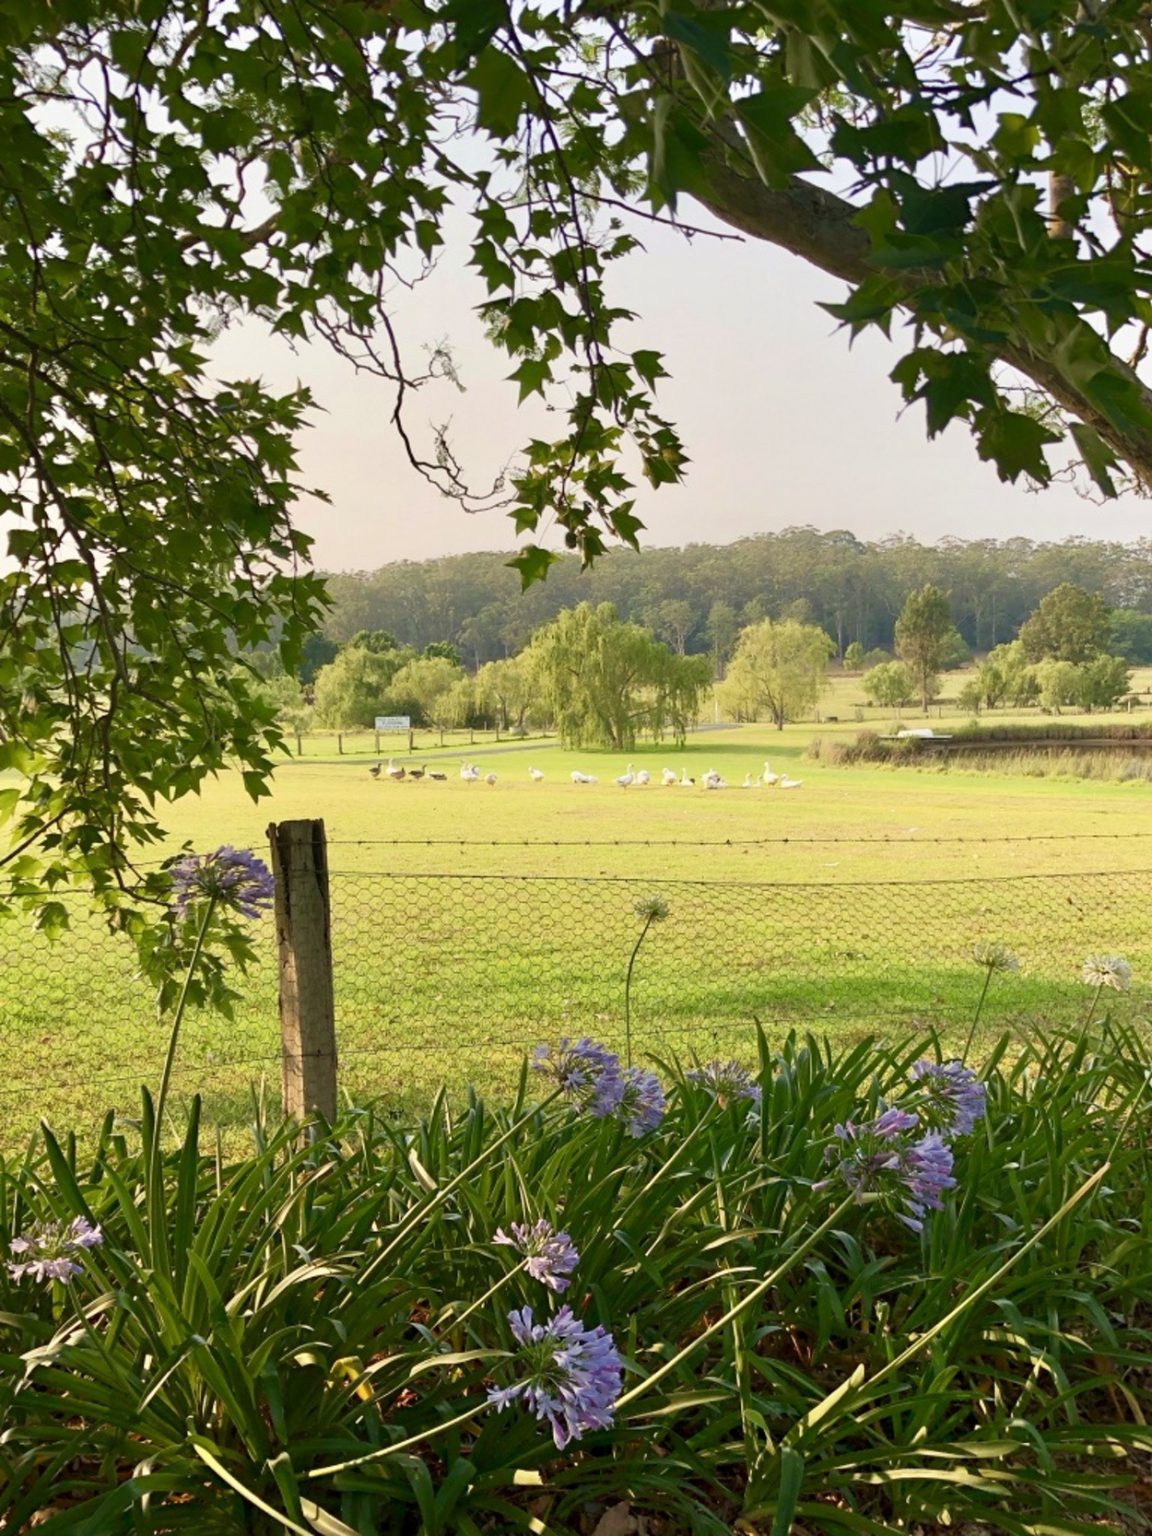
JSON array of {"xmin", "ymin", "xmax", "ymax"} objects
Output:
[{"xmin": 2, "ymin": 673, "xmax": 1151, "ymax": 1148}]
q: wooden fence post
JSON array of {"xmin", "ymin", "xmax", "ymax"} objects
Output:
[{"xmin": 268, "ymin": 819, "xmax": 338, "ymax": 1123}]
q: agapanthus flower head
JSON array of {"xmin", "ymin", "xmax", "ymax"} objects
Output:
[
  {"xmin": 1082, "ymin": 955, "xmax": 1132, "ymax": 992},
  {"xmin": 617, "ymin": 1066, "xmax": 665, "ymax": 1136},
  {"xmin": 686, "ymin": 1059, "xmax": 762, "ymax": 1107},
  {"xmin": 972, "ymin": 941, "xmax": 1020, "ymax": 974},
  {"xmin": 494, "ymin": 1220, "xmax": 580, "ymax": 1293},
  {"xmin": 900, "ymin": 1134, "xmax": 956, "ymax": 1232},
  {"xmin": 633, "ymin": 895, "xmax": 670, "ymax": 924},
  {"xmin": 170, "ymin": 846, "xmax": 275, "ymax": 920},
  {"xmin": 870, "ymin": 1107, "xmax": 920, "ymax": 1139},
  {"xmin": 909, "ymin": 1059, "xmax": 987, "ymax": 1137},
  {"xmin": 488, "ymin": 1304, "xmax": 622, "ymax": 1448},
  {"xmin": 7, "ymin": 1216, "xmax": 104, "ymax": 1284},
  {"xmin": 533, "ymin": 1038, "xmax": 624, "ymax": 1117},
  {"xmin": 826, "ymin": 1109, "xmax": 954, "ymax": 1232}
]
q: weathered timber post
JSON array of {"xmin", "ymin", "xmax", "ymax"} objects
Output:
[{"xmin": 268, "ymin": 819, "xmax": 338, "ymax": 1123}]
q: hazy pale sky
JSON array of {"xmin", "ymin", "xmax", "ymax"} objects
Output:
[{"xmin": 213, "ymin": 205, "xmax": 1150, "ymax": 574}]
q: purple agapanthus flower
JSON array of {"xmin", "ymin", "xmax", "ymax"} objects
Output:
[
  {"xmin": 617, "ymin": 1066, "xmax": 665, "ymax": 1136},
  {"xmin": 488, "ymin": 1304, "xmax": 622, "ymax": 1448},
  {"xmin": 686, "ymin": 1060, "xmax": 763, "ymax": 1107},
  {"xmin": 7, "ymin": 1215, "xmax": 104, "ymax": 1284},
  {"xmin": 494, "ymin": 1221, "xmax": 580, "ymax": 1293},
  {"xmin": 901, "ymin": 1134, "xmax": 956, "ymax": 1231},
  {"xmin": 170, "ymin": 846, "xmax": 275, "ymax": 920},
  {"xmin": 826, "ymin": 1108, "xmax": 955, "ymax": 1232},
  {"xmin": 533, "ymin": 1038, "xmax": 624, "ymax": 1117},
  {"xmin": 909, "ymin": 1060, "xmax": 987, "ymax": 1137}
]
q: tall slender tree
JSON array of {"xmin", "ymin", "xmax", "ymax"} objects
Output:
[{"xmin": 895, "ymin": 587, "xmax": 961, "ymax": 712}]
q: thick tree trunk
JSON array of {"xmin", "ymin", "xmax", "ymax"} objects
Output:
[{"xmin": 690, "ymin": 158, "xmax": 1152, "ymax": 489}]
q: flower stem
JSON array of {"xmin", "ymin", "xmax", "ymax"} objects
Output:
[
  {"xmin": 307, "ymin": 1403, "xmax": 483, "ymax": 1479},
  {"xmin": 615, "ymin": 1194, "xmax": 856, "ymax": 1411},
  {"xmin": 961, "ymin": 965, "xmax": 994, "ymax": 1065},
  {"xmin": 154, "ymin": 896, "xmax": 218, "ymax": 1136},
  {"xmin": 445, "ymin": 1257, "xmax": 528, "ymax": 1334},
  {"xmin": 1082, "ymin": 981, "xmax": 1104, "ymax": 1034},
  {"xmin": 148, "ymin": 896, "xmax": 216, "ymax": 1263},
  {"xmin": 624, "ymin": 914, "xmax": 655, "ymax": 1068},
  {"xmin": 360, "ymin": 1087, "xmax": 565, "ymax": 1285}
]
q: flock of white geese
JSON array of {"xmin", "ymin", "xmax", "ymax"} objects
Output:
[{"xmin": 371, "ymin": 758, "xmax": 802, "ymax": 790}]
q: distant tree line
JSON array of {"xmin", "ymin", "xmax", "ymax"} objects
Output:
[
  {"xmin": 316, "ymin": 530, "xmax": 1152, "ymax": 668},
  {"xmin": 253, "ymin": 577, "xmax": 1137, "ymax": 744}
]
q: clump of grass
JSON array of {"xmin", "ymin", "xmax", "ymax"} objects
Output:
[
  {"xmin": 948, "ymin": 719, "xmax": 1152, "ymax": 743},
  {"xmin": 1, "ymin": 1022, "xmax": 1149, "ymax": 1534},
  {"xmin": 813, "ymin": 731, "xmax": 1152, "ymax": 782}
]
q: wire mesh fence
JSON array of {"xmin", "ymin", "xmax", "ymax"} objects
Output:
[{"xmin": 1, "ymin": 857, "xmax": 1150, "ymax": 1148}]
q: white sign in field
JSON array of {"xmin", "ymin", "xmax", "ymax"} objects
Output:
[{"xmin": 374, "ymin": 715, "xmax": 411, "ymax": 731}]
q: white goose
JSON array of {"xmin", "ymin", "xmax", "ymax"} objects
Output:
[
  {"xmin": 571, "ymin": 770, "xmax": 597, "ymax": 784},
  {"xmin": 460, "ymin": 762, "xmax": 481, "ymax": 782},
  {"xmin": 634, "ymin": 768, "xmax": 651, "ymax": 786},
  {"xmin": 779, "ymin": 775, "xmax": 803, "ymax": 790},
  {"xmin": 703, "ymin": 768, "xmax": 725, "ymax": 790},
  {"xmin": 485, "ymin": 771, "xmax": 498, "ymax": 786},
  {"xmin": 529, "ymin": 766, "xmax": 545, "ymax": 782},
  {"xmin": 661, "ymin": 768, "xmax": 678, "ymax": 786},
  {"xmin": 616, "ymin": 762, "xmax": 636, "ymax": 788},
  {"xmin": 742, "ymin": 773, "xmax": 756, "ymax": 788},
  {"xmin": 679, "ymin": 770, "xmax": 695, "ymax": 787},
  {"xmin": 761, "ymin": 760, "xmax": 780, "ymax": 786}
]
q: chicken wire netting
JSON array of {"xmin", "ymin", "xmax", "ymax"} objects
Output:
[{"xmin": 0, "ymin": 864, "xmax": 1149, "ymax": 1147}]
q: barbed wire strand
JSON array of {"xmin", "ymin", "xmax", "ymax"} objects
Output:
[{"xmin": 325, "ymin": 831, "xmax": 1152, "ymax": 849}]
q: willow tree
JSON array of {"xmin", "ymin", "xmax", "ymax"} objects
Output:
[
  {"xmin": 525, "ymin": 604, "xmax": 711, "ymax": 748},
  {"xmin": 718, "ymin": 619, "xmax": 834, "ymax": 729},
  {"xmin": 5, "ymin": 1, "xmax": 1152, "ymax": 926}
]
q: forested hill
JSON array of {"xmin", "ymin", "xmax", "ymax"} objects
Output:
[{"xmin": 320, "ymin": 530, "xmax": 1152, "ymax": 664}]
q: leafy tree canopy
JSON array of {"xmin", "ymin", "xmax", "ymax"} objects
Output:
[
  {"xmin": 525, "ymin": 602, "xmax": 711, "ymax": 749},
  {"xmin": 1018, "ymin": 583, "xmax": 1112, "ymax": 663},
  {"xmin": 347, "ymin": 630, "xmax": 401, "ymax": 655},
  {"xmin": 861, "ymin": 660, "xmax": 916, "ymax": 712},
  {"xmin": 312, "ymin": 645, "xmax": 415, "ymax": 729},
  {"xmin": 717, "ymin": 618, "xmax": 833, "ymax": 729},
  {"xmin": 1109, "ymin": 608, "xmax": 1152, "ymax": 664},
  {"xmin": 385, "ymin": 655, "xmax": 465, "ymax": 729},
  {"xmin": 895, "ymin": 585, "xmax": 961, "ymax": 710}
]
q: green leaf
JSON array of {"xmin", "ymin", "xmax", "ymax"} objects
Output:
[
  {"xmin": 770, "ymin": 1448, "xmax": 806, "ymax": 1536},
  {"xmin": 1069, "ymin": 422, "xmax": 1119, "ymax": 498},
  {"xmin": 649, "ymin": 95, "xmax": 714, "ymax": 209},
  {"xmin": 738, "ymin": 87, "xmax": 822, "ymax": 183},
  {"xmin": 993, "ymin": 111, "xmax": 1041, "ymax": 160},
  {"xmin": 976, "ymin": 408, "xmax": 1059, "ymax": 483},
  {"xmin": 663, "ymin": 11, "xmax": 734, "ymax": 77},
  {"xmin": 509, "ymin": 357, "xmax": 551, "ymax": 402},
  {"xmin": 507, "ymin": 546, "xmax": 559, "ymax": 589},
  {"xmin": 34, "ymin": 900, "xmax": 71, "ymax": 941},
  {"xmin": 468, "ymin": 46, "xmax": 532, "ymax": 139}
]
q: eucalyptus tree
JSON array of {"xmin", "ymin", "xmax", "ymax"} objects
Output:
[
  {"xmin": 5, "ymin": 0, "xmax": 1152, "ymax": 928},
  {"xmin": 895, "ymin": 585, "xmax": 962, "ymax": 711}
]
